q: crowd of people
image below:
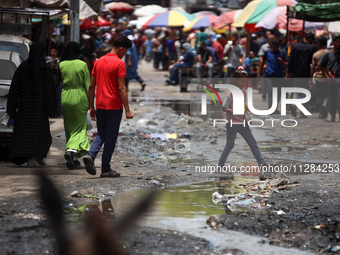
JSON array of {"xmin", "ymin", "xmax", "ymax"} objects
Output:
[{"xmin": 6, "ymin": 9, "xmax": 340, "ymax": 171}]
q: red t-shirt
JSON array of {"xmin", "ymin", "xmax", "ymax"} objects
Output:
[{"xmin": 92, "ymin": 53, "xmax": 126, "ymax": 110}]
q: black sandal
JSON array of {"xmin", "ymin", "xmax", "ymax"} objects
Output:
[
  {"xmin": 141, "ymin": 83, "xmax": 146, "ymax": 91},
  {"xmin": 100, "ymin": 170, "xmax": 121, "ymax": 178}
]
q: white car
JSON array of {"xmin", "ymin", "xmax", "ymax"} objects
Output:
[
  {"xmin": 0, "ymin": 50, "xmax": 23, "ymax": 150},
  {"xmin": 0, "ymin": 35, "xmax": 31, "ymax": 60}
]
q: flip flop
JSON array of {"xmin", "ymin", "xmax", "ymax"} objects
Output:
[
  {"xmin": 83, "ymin": 155, "xmax": 96, "ymax": 175},
  {"xmin": 100, "ymin": 170, "xmax": 121, "ymax": 178}
]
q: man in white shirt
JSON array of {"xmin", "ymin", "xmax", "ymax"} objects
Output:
[{"xmin": 223, "ymin": 34, "xmax": 245, "ymax": 77}]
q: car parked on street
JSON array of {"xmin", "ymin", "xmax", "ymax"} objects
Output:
[
  {"xmin": 0, "ymin": 50, "xmax": 23, "ymax": 153},
  {"xmin": 0, "ymin": 35, "xmax": 31, "ymax": 60}
]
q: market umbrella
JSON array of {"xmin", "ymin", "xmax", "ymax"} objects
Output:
[
  {"xmin": 142, "ymin": 10, "xmax": 195, "ymax": 28},
  {"xmin": 133, "ymin": 4, "xmax": 167, "ymax": 17},
  {"xmin": 80, "ymin": 18, "xmax": 98, "ymax": 30},
  {"xmin": 183, "ymin": 15, "xmax": 218, "ymax": 32},
  {"xmin": 232, "ymin": 0, "xmax": 296, "ymax": 31},
  {"xmin": 293, "ymin": 2, "xmax": 340, "ymax": 22},
  {"xmin": 108, "ymin": 2, "xmax": 134, "ymax": 12},
  {"xmin": 192, "ymin": 11, "xmax": 217, "ymax": 18},
  {"xmin": 213, "ymin": 10, "xmax": 242, "ymax": 29},
  {"xmin": 96, "ymin": 17, "xmax": 112, "ymax": 27},
  {"xmin": 128, "ymin": 15, "xmax": 151, "ymax": 29},
  {"xmin": 255, "ymin": 6, "xmax": 324, "ymax": 31}
]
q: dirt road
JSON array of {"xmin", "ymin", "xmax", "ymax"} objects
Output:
[{"xmin": 0, "ymin": 61, "xmax": 339, "ymax": 255}]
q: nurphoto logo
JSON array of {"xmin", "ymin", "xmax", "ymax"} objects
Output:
[{"xmin": 200, "ymin": 83, "xmax": 311, "ymax": 128}]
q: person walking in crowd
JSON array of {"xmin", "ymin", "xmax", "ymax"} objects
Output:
[
  {"xmin": 59, "ymin": 42, "xmax": 91, "ymax": 169},
  {"xmin": 223, "ymin": 34, "xmax": 245, "ymax": 78},
  {"xmin": 196, "ymin": 41, "xmax": 214, "ymax": 83},
  {"xmin": 125, "ymin": 34, "xmax": 146, "ymax": 91},
  {"xmin": 287, "ymin": 32, "xmax": 316, "ymax": 118},
  {"xmin": 218, "ymin": 67, "xmax": 267, "ymax": 179},
  {"xmin": 165, "ymin": 43, "xmax": 195, "ymax": 85},
  {"xmin": 258, "ymin": 38, "xmax": 287, "ymax": 113},
  {"xmin": 319, "ymin": 34, "xmax": 340, "ymax": 122},
  {"xmin": 257, "ymin": 34, "xmax": 275, "ymax": 101},
  {"xmin": 144, "ymin": 36, "xmax": 153, "ymax": 62},
  {"xmin": 310, "ymin": 36, "xmax": 329, "ymax": 119},
  {"xmin": 6, "ymin": 42, "xmax": 57, "ymax": 166},
  {"xmin": 83, "ymin": 35, "xmax": 134, "ymax": 178}
]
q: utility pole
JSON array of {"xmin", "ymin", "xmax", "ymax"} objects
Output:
[{"xmin": 70, "ymin": 0, "xmax": 80, "ymax": 43}]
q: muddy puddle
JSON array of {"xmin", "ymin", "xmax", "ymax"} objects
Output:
[
  {"xmin": 67, "ymin": 178, "xmax": 314, "ymax": 255},
  {"xmin": 130, "ymin": 96, "xmax": 191, "ymax": 116}
]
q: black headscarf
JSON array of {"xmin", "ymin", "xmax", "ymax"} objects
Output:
[
  {"xmin": 60, "ymin": 41, "xmax": 80, "ymax": 62},
  {"xmin": 27, "ymin": 42, "xmax": 48, "ymax": 94}
]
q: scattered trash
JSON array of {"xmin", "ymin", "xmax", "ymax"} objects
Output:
[
  {"xmin": 152, "ymin": 180, "xmax": 161, "ymax": 185},
  {"xmin": 70, "ymin": 191, "xmax": 79, "ymax": 197},
  {"xmin": 276, "ymin": 210, "xmax": 285, "ymax": 215},
  {"xmin": 314, "ymin": 225, "xmax": 326, "ymax": 229},
  {"xmin": 226, "ymin": 198, "xmax": 257, "ymax": 211},
  {"xmin": 212, "ymin": 192, "xmax": 223, "ymax": 204},
  {"xmin": 69, "ymin": 205, "xmax": 87, "ymax": 214},
  {"xmin": 330, "ymin": 246, "xmax": 340, "ymax": 252}
]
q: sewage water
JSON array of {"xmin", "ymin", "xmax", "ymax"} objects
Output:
[{"xmin": 105, "ymin": 180, "xmax": 315, "ymax": 255}]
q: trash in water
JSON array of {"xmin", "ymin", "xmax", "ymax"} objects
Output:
[
  {"xmin": 69, "ymin": 204, "xmax": 87, "ymax": 214},
  {"xmin": 212, "ymin": 192, "xmax": 223, "ymax": 204}
]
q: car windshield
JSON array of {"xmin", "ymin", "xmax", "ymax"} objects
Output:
[
  {"xmin": 0, "ymin": 59, "xmax": 17, "ymax": 81},
  {"xmin": 0, "ymin": 42, "xmax": 28, "ymax": 60}
]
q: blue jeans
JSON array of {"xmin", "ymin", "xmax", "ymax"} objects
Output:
[
  {"xmin": 170, "ymin": 62, "xmax": 188, "ymax": 84},
  {"xmin": 125, "ymin": 76, "xmax": 144, "ymax": 90},
  {"xmin": 218, "ymin": 124, "xmax": 266, "ymax": 167},
  {"xmin": 88, "ymin": 109, "xmax": 123, "ymax": 173},
  {"xmin": 196, "ymin": 62, "xmax": 214, "ymax": 79}
]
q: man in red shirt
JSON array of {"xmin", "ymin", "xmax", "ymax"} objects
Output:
[
  {"xmin": 83, "ymin": 35, "xmax": 134, "ymax": 178},
  {"xmin": 213, "ymin": 34, "xmax": 225, "ymax": 77}
]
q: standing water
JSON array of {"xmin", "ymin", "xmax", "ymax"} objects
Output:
[{"xmin": 104, "ymin": 180, "xmax": 315, "ymax": 255}]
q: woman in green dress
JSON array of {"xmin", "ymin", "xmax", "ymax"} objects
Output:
[{"xmin": 59, "ymin": 42, "xmax": 90, "ymax": 169}]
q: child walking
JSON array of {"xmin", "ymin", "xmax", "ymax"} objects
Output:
[{"xmin": 218, "ymin": 67, "xmax": 267, "ymax": 179}]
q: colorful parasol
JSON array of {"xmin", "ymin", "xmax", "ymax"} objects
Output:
[
  {"xmin": 108, "ymin": 2, "xmax": 134, "ymax": 12},
  {"xmin": 232, "ymin": 0, "xmax": 296, "ymax": 30},
  {"xmin": 80, "ymin": 18, "xmax": 98, "ymax": 30},
  {"xmin": 192, "ymin": 11, "xmax": 217, "ymax": 18},
  {"xmin": 133, "ymin": 4, "xmax": 167, "ymax": 17},
  {"xmin": 183, "ymin": 15, "xmax": 218, "ymax": 31},
  {"xmin": 96, "ymin": 17, "xmax": 112, "ymax": 27},
  {"xmin": 80, "ymin": 17, "xmax": 112, "ymax": 30},
  {"xmin": 255, "ymin": 6, "xmax": 324, "ymax": 31},
  {"xmin": 143, "ymin": 10, "xmax": 195, "ymax": 28},
  {"xmin": 213, "ymin": 10, "xmax": 242, "ymax": 29}
]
